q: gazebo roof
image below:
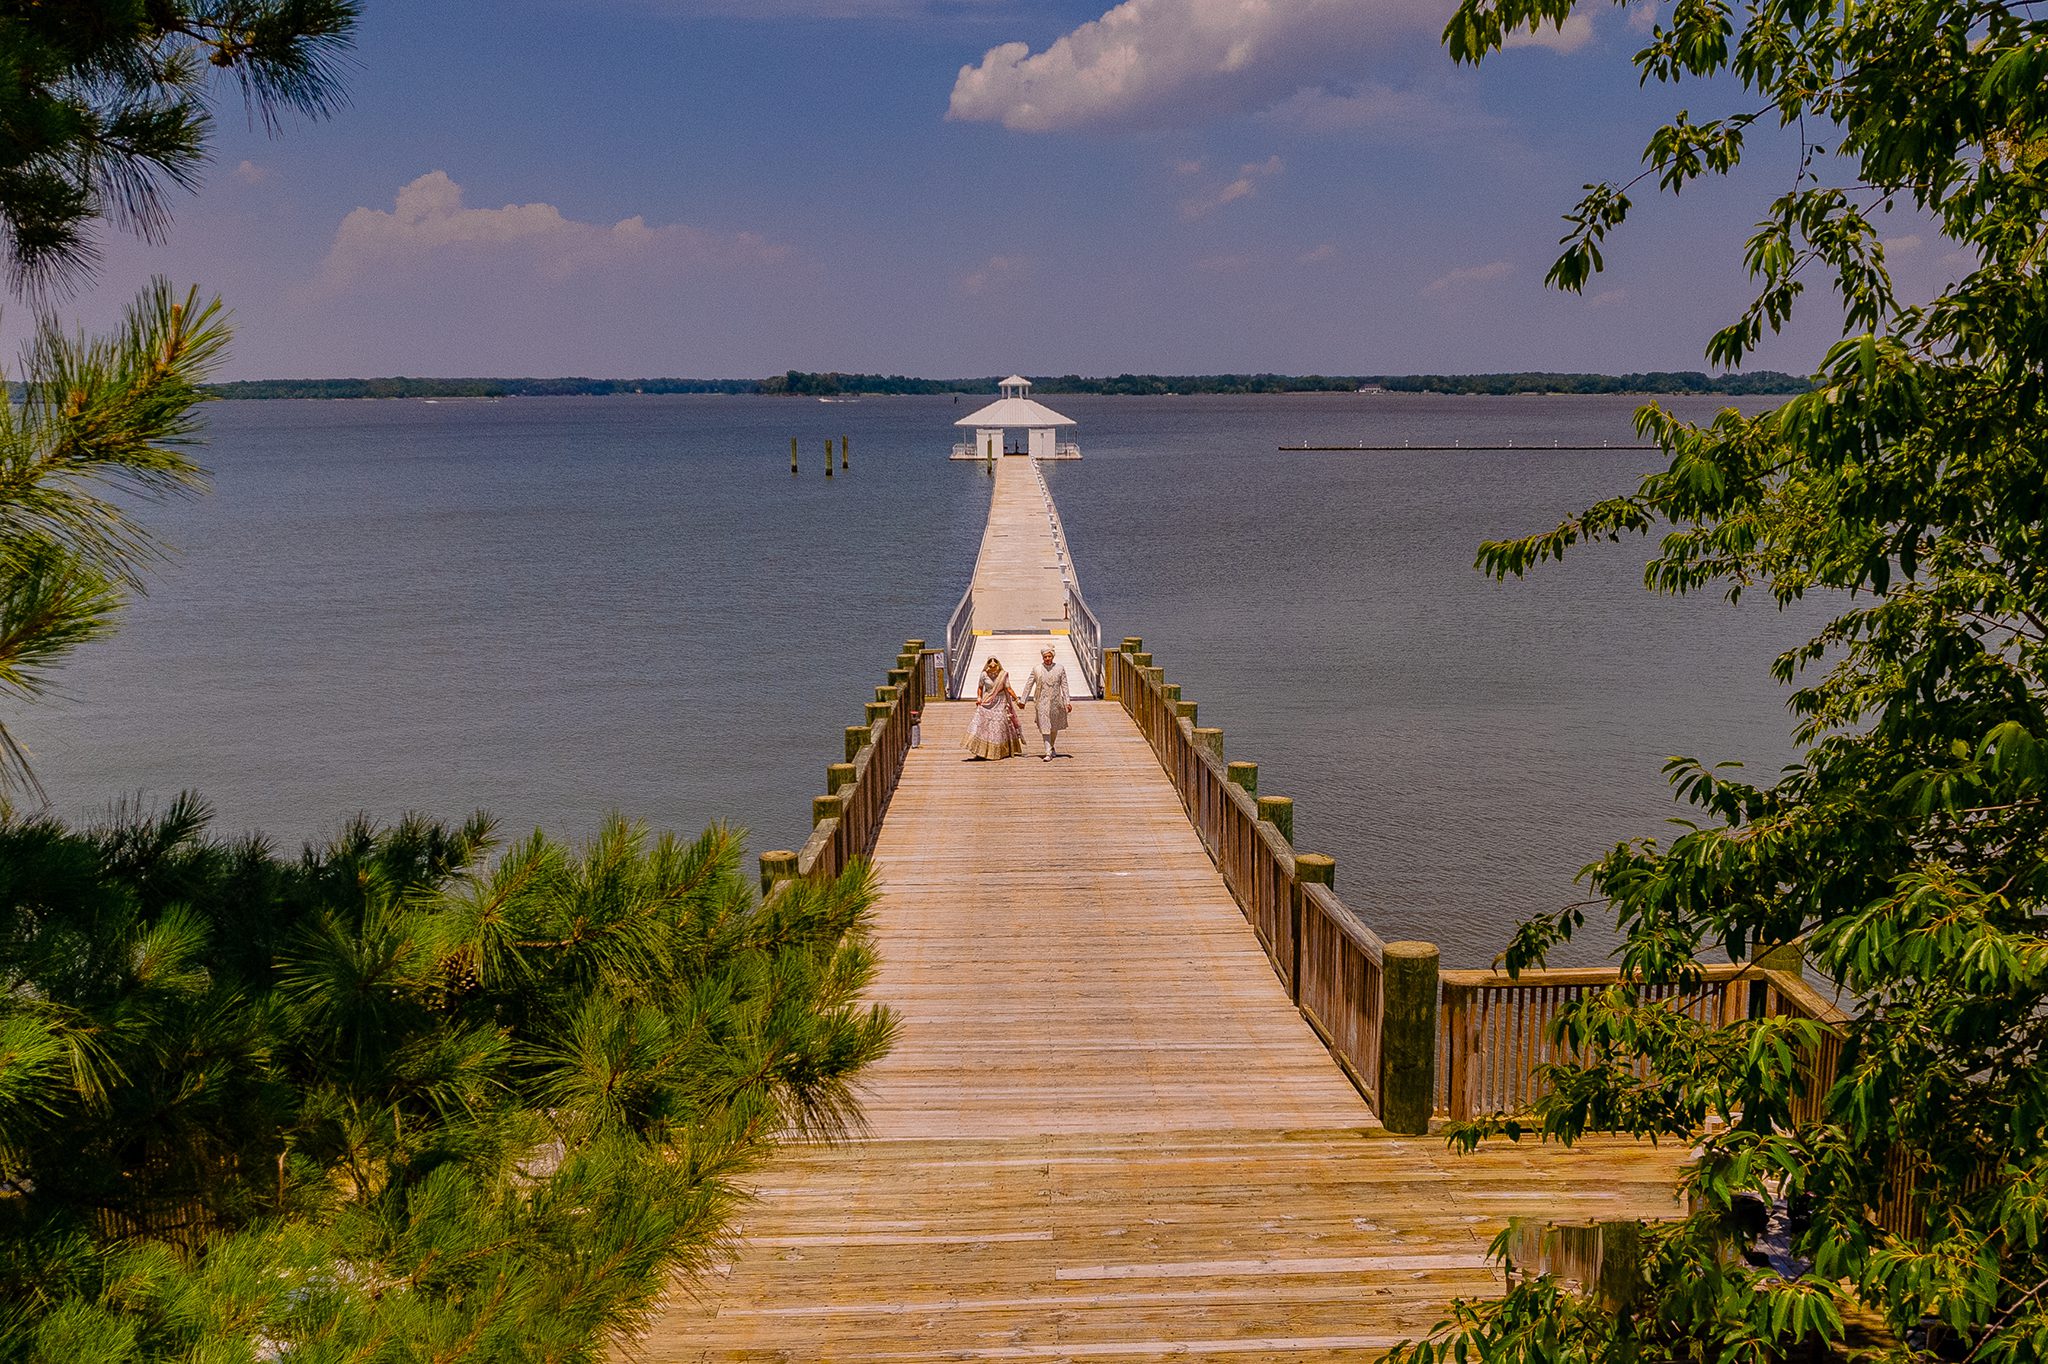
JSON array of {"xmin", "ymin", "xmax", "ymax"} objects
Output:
[
  {"xmin": 999, "ymin": 374, "xmax": 1031, "ymax": 388},
  {"xmin": 955, "ymin": 397, "xmax": 1076, "ymax": 428}
]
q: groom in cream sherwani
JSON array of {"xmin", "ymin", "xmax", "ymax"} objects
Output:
[{"xmin": 1021, "ymin": 646, "xmax": 1072, "ymax": 761}]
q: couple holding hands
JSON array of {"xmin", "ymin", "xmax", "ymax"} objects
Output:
[{"xmin": 965, "ymin": 647, "xmax": 1071, "ymax": 762}]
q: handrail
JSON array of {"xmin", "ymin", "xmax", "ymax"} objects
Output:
[
  {"xmin": 1105, "ymin": 644, "xmax": 1426, "ymax": 1124},
  {"xmin": 1437, "ymin": 962, "xmax": 1755, "ymax": 1122},
  {"xmin": 1065, "ymin": 583, "xmax": 1102, "ymax": 697},
  {"xmin": 768, "ymin": 640, "xmax": 927, "ymax": 898},
  {"xmin": 1031, "ymin": 456, "xmax": 1103, "ymax": 696},
  {"xmin": 944, "ymin": 586, "xmax": 973, "ymax": 700}
]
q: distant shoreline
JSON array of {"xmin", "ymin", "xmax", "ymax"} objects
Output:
[{"xmin": 206, "ymin": 369, "xmax": 1811, "ymax": 401}]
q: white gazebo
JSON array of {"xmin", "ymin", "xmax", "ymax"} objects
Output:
[{"xmin": 951, "ymin": 376, "xmax": 1080, "ymax": 460}]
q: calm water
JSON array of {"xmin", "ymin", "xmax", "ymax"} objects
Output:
[{"xmin": 20, "ymin": 393, "xmax": 1818, "ymax": 966}]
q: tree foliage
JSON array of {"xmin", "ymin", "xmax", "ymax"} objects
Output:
[
  {"xmin": 0, "ymin": 800, "xmax": 894, "ymax": 1361},
  {"xmin": 1385, "ymin": 0, "xmax": 2048, "ymax": 1360},
  {"xmin": 0, "ymin": 0, "xmax": 358, "ymax": 294},
  {"xmin": 0, "ymin": 280, "xmax": 225, "ymax": 795}
]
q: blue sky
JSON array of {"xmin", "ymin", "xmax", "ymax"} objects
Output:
[{"xmin": 35, "ymin": 0, "xmax": 1953, "ymax": 379}]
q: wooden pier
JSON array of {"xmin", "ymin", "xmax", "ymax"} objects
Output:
[{"xmin": 620, "ymin": 450, "xmax": 1833, "ymax": 1360}]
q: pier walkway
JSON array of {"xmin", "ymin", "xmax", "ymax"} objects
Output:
[
  {"xmin": 624, "ymin": 453, "xmax": 1710, "ymax": 1361},
  {"xmin": 952, "ymin": 456, "xmax": 1096, "ymax": 696}
]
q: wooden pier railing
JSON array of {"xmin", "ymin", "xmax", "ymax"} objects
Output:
[
  {"xmin": 1104, "ymin": 639, "xmax": 1877, "ymax": 1160},
  {"xmin": 761, "ymin": 638, "xmax": 928, "ymax": 895},
  {"xmin": 1105, "ymin": 644, "xmax": 1438, "ymax": 1132}
]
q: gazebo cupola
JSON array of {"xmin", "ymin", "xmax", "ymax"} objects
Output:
[{"xmin": 951, "ymin": 375, "xmax": 1080, "ymax": 460}]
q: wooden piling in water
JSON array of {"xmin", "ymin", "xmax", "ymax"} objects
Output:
[
  {"xmin": 790, "ymin": 436, "xmax": 798, "ymax": 474},
  {"xmin": 812, "ymin": 793, "xmax": 842, "ymax": 827},
  {"xmin": 827, "ymin": 762, "xmax": 856, "ymax": 794},
  {"xmin": 844, "ymin": 726, "xmax": 870, "ymax": 762},
  {"xmin": 1193, "ymin": 727, "xmax": 1223, "ymax": 764},
  {"xmin": 842, "ymin": 435, "xmax": 849, "ymax": 470}
]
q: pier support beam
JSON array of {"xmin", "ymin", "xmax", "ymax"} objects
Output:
[{"xmin": 1379, "ymin": 941, "xmax": 1441, "ymax": 1135}]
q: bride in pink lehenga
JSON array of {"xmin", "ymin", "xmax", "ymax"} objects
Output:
[{"xmin": 964, "ymin": 656, "xmax": 1025, "ymax": 760}]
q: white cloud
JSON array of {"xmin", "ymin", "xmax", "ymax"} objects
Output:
[
  {"xmin": 1423, "ymin": 258, "xmax": 1513, "ymax": 295},
  {"xmin": 1173, "ymin": 157, "xmax": 1206, "ymax": 176},
  {"xmin": 1299, "ymin": 243, "xmax": 1338, "ymax": 264},
  {"xmin": 1885, "ymin": 234, "xmax": 1923, "ymax": 254},
  {"xmin": 1180, "ymin": 155, "xmax": 1283, "ymax": 219},
  {"xmin": 315, "ymin": 172, "xmax": 787, "ymax": 291},
  {"xmin": 959, "ymin": 253, "xmax": 1030, "ymax": 295},
  {"xmin": 1501, "ymin": 12, "xmax": 1594, "ymax": 52},
  {"xmin": 947, "ymin": 0, "xmax": 1458, "ymax": 132},
  {"xmin": 1265, "ymin": 80, "xmax": 1502, "ymax": 143},
  {"xmin": 619, "ymin": 0, "xmax": 1001, "ymax": 15},
  {"xmin": 235, "ymin": 160, "xmax": 273, "ymax": 185},
  {"xmin": 1586, "ymin": 287, "xmax": 1626, "ymax": 307}
]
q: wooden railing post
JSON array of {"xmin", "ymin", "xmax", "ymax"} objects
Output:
[
  {"xmin": 1227, "ymin": 761, "xmax": 1257, "ymax": 796},
  {"xmin": 1193, "ymin": 727, "xmax": 1223, "ymax": 764},
  {"xmin": 1379, "ymin": 942, "xmax": 1440, "ymax": 1134},
  {"xmin": 1294, "ymin": 853, "xmax": 1333, "ymax": 1017},
  {"xmin": 811, "ymin": 794, "xmax": 842, "ymax": 827},
  {"xmin": 827, "ymin": 762, "xmax": 856, "ymax": 794},
  {"xmin": 845, "ymin": 725, "xmax": 870, "ymax": 762},
  {"xmin": 759, "ymin": 849, "xmax": 798, "ymax": 896},
  {"xmin": 1257, "ymin": 795, "xmax": 1294, "ymax": 845}
]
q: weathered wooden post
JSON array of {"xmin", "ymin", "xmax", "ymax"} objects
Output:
[
  {"xmin": 1132, "ymin": 652, "xmax": 1153, "ymax": 669},
  {"xmin": 1193, "ymin": 727, "xmax": 1223, "ymax": 764},
  {"xmin": 1174, "ymin": 700, "xmax": 1198, "ymax": 724},
  {"xmin": 759, "ymin": 849, "xmax": 798, "ymax": 895},
  {"xmin": 1121, "ymin": 637, "xmax": 1143, "ymax": 654},
  {"xmin": 826, "ymin": 762, "xmax": 856, "ymax": 794},
  {"xmin": 1257, "ymin": 795, "xmax": 1294, "ymax": 844},
  {"xmin": 1227, "ymin": 761, "xmax": 1258, "ymax": 796},
  {"xmin": 905, "ymin": 638, "xmax": 927, "ymax": 652},
  {"xmin": 812, "ymin": 794, "xmax": 842, "ymax": 826},
  {"xmin": 790, "ymin": 436, "xmax": 798, "ymax": 475},
  {"xmin": 1295, "ymin": 853, "xmax": 1334, "ymax": 889},
  {"xmin": 865, "ymin": 701, "xmax": 891, "ymax": 728},
  {"xmin": 1595, "ymin": 1221, "xmax": 1643, "ymax": 1311},
  {"xmin": 841, "ymin": 435, "xmax": 849, "ymax": 470},
  {"xmin": 1162, "ymin": 682, "xmax": 1181, "ymax": 702},
  {"xmin": 875, "ymin": 685, "xmax": 892, "ymax": 703},
  {"xmin": 824, "ymin": 438, "xmax": 833, "ymax": 478},
  {"xmin": 844, "ymin": 725, "xmax": 870, "ymax": 762},
  {"xmin": 1378, "ymin": 940, "xmax": 1441, "ymax": 1135},
  {"xmin": 888, "ymin": 668, "xmax": 911, "ymax": 692}
]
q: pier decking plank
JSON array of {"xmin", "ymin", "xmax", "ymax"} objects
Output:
[{"xmin": 628, "ymin": 703, "xmax": 1685, "ymax": 1361}]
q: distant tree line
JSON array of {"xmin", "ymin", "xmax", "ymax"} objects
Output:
[{"xmin": 211, "ymin": 369, "xmax": 1813, "ymax": 400}]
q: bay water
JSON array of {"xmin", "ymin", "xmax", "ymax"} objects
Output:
[{"xmin": 20, "ymin": 393, "xmax": 1817, "ymax": 966}]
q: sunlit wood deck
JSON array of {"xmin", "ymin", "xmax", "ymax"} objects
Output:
[{"xmin": 629, "ymin": 701, "xmax": 1685, "ymax": 1361}]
